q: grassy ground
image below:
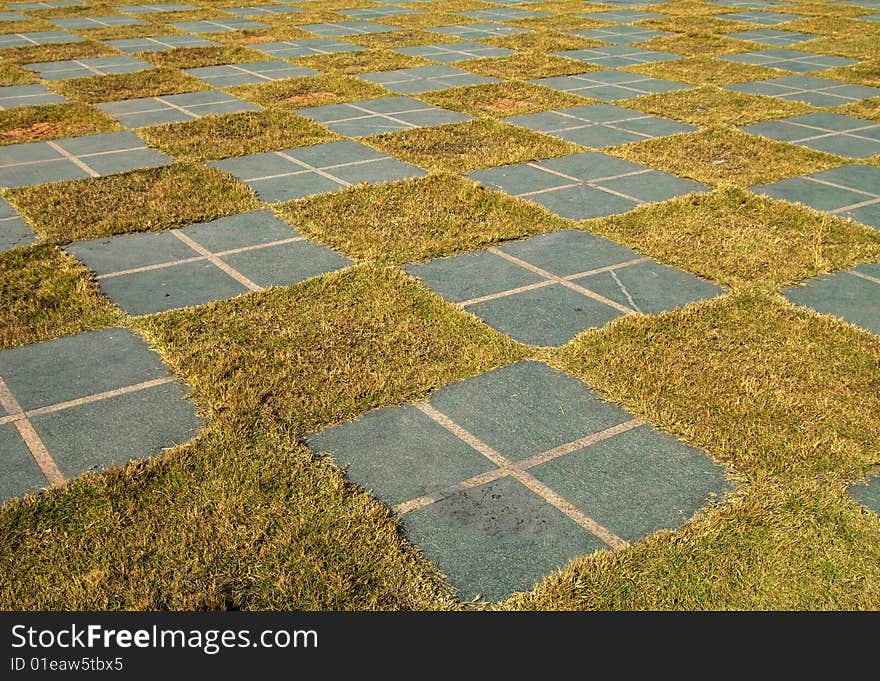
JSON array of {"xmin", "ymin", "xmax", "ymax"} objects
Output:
[{"xmin": 1, "ymin": 0, "xmax": 880, "ymax": 610}]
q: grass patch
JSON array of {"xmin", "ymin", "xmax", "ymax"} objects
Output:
[
  {"xmin": 458, "ymin": 53, "xmax": 588, "ymax": 80},
  {"xmin": 281, "ymin": 174, "xmax": 571, "ymax": 264},
  {"xmin": 626, "ymin": 55, "xmax": 782, "ymax": 86},
  {"xmin": 485, "ymin": 29, "xmax": 601, "ymax": 53},
  {"xmin": 609, "ymin": 126, "xmax": 845, "ymax": 187},
  {"xmin": 8, "ymin": 164, "xmax": 259, "ymax": 243},
  {"xmin": 50, "ymin": 68, "xmax": 207, "ymax": 103},
  {"xmin": 624, "ymin": 86, "xmax": 814, "ymax": 126},
  {"xmin": 837, "ymin": 96, "xmax": 880, "ymax": 122},
  {"xmin": 644, "ymin": 15, "xmax": 743, "ymax": 35},
  {"xmin": 805, "ymin": 35, "xmax": 880, "ymax": 62},
  {"xmin": 229, "ymin": 74, "xmax": 388, "ymax": 108},
  {"xmin": 0, "ymin": 245, "xmax": 120, "ymax": 350},
  {"xmin": 421, "ymin": 81, "xmax": 591, "ymax": 117},
  {"xmin": 0, "ymin": 102, "xmax": 118, "ymax": 145},
  {"xmin": 367, "ymin": 118, "xmax": 581, "ymax": 174},
  {"xmin": 142, "ymin": 46, "xmax": 265, "ymax": 69},
  {"xmin": 382, "ymin": 12, "xmax": 478, "ymax": 29},
  {"xmin": 585, "ymin": 187, "xmax": 880, "ymax": 292},
  {"xmin": 140, "ymin": 110, "xmax": 339, "ymax": 162},
  {"xmin": 0, "ymin": 64, "xmax": 38, "ymax": 87},
  {"xmin": 295, "ymin": 49, "xmax": 429, "ymax": 75},
  {"xmin": 508, "ymin": 15, "xmax": 603, "ymax": 32},
  {"xmin": 0, "ymin": 41, "xmax": 115, "ymax": 66},
  {"xmin": 821, "ymin": 62, "xmax": 880, "ymax": 88},
  {"xmin": 345, "ymin": 29, "xmax": 459, "ymax": 49},
  {"xmin": 640, "ymin": 33, "xmax": 757, "ymax": 57}
]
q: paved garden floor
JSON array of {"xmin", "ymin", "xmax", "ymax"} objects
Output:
[{"xmin": 0, "ymin": 0, "xmax": 879, "ymax": 610}]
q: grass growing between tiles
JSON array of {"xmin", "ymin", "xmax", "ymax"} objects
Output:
[
  {"xmin": 281, "ymin": 174, "xmax": 571, "ymax": 264},
  {"xmin": 420, "ymin": 81, "xmax": 591, "ymax": 118},
  {"xmin": 52, "ymin": 68, "xmax": 208, "ymax": 103},
  {"xmin": 0, "ymin": 245, "xmax": 120, "ymax": 351},
  {"xmin": 229, "ymin": 74, "xmax": 389, "ymax": 108},
  {"xmin": 0, "ymin": 102, "xmax": 119, "ymax": 144},
  {"xmin": 7, "ymin": 164, "xmax": 259, "ymax": 243}
]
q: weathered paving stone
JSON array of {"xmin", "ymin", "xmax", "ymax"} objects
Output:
[
  {"xmin": 298, "ymin": 95, "xmax": 469, "ymax": 136},
  {"xmin": 252, "ymin": 38, "xmax": 365, "ymax": 59},
  {"xmin": 579, "ymin": 10, "xmax": 664, "ymax": 22},
  {"xmin": 25, "ymin": 56, "xmax": 155, "ymax": 80},
  {"xmin": 9, "ymin": 0, "xmax": 84, "ymax": 8},
  {"xmin": 395, "ymin": 41, "xmax": 515, "ymax": 63},
  {"xmin": 98, "ymin": 90, "xmax": 261, "ymax": 127},
  {"xmin": 0, "ymin": 131, "xmax": 172, "ymax": 188},
  {"xmin": 114, "ymin": 3, "xmax": 196, "ymax": 13},
  {"xmin": 209, "ymin": 140, "xmax": 425, "ymax": 202},
  {"xmin": 783, "ymin": 262, "xmax": 880, "ymax": 334},
  {"xmin": 752, "ymin": 165, "xmax": 880, "ymax": 230},
  {"xmin": 505, "ymin": 104, "xmax": 696, "ymax": 147},
  {"xmin": 570, "ymin": 26, "xmax": 672, "ymax": 45},
  {"xmin": 554, "ymin": 46, "xmax": 682, "ymax": 67},
  {"xmin": 726, "ymin": 75, "xmax": 880, "ymax": 106},
  {"xmin": 170, "ymin": 18, "xmax": 269, "ymax": 33},
  {"xmin": 307, "ymin": 360, "xmax": 731, "ymax": 601},
  {"xmin": 427, "ymin": 23, "xmax": 529, "ymax": 40},
  {"xmin": 340, "ymin": 6, "xmax": 418, "ymax": 19},
  {"xmin": 107, "ymin": 35, "xmax": 218, "ymax": 53},
  {"xmin": 848, "ymin": 475, "xmax": 880, "ymax": 515},
  {"xmin": 741, "ymin": 112, "xmax": 880, "ymax": 158},
  {"xmin": 531, "ymin": 70, "xmax": 691, "ymax": 101},
  {"xmin": 53, "ymin": 16, "xmax": 147, "ymax": 30},
  {"xmin": 185, "ymin": 61, "xmax": 317, "ymax": 87},
  {"xmin": 718, "ymin": 10, "xmax": 802, "ymax": 24},
  {"xmin": 713, "ymin": 0, "xmax": 786, "ymax": 7},
  {"xmin": 0, "ymin": 32, "xmax": 84, "ymax": 49},
  {"xmin": 297, "ymin": 21, "xmax": 399, "ymax": 37},
  {"xmin": 0, "ymin": 11, "xmax": 29, "ymax": 21},
  {"xmin": 0, "ymin": 196, "xmax": 36, "ymax": 253},
  {"xmin": 720, "ymin": 48, "xmax": 856, "ymax": 73},
  {"xmin": 0, "ymin": 327, "xmax": 202, "ymax": 499},
  {"xmin": 66, "ymin": 210, "xmax": 352, "ymax": 314},
  {"xmin": 0, "ymin": 83, "xmax": 65, "ymax": 110},
  {"xmin": 357, "ymin": 64, "xmax": 499, "ymax": 94},
  {"xmin": 228, "ymin": 4, "xmax": 304, "ymax": 17},
  {"xmin": 725, "ymin": 28, "xmax": 820, "ymax": 46},
  {"xmin": 458, "ymin": 8, "xmax": 549, "ymax": 21},
  {"xmin": 407, "ymin": 230, "xmax": 723, "ymax": 346}
]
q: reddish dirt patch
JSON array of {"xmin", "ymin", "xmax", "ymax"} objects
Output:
[
  {"xmin": 282, "ymin": 92, "xmax": 340, "ymax": 106},
  {"xmin": 486, "ymin": 98, "xmax": 530, "ymax": 112},
  {"xmin": 0, "ymin": 121, "xmax": 65, "ymax": 143}
]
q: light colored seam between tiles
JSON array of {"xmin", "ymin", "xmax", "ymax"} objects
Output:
[
  {"xmin": 170, "ymin": 230, "xmax": 263, "ymax": 291},
  {"xmin": 44, "ymin": 141, "xmax": 100, "ymax": 177},
  {"xmin": 408, "ymin": 401, "xmax": 632, "ymax": 550},
  {"xmin": 848, "ymin": 269, "xmax": 880, "ymax": 285},
  {"xmin": 0, "ymin": 377, "xmax": 65, "ymax": 486}
]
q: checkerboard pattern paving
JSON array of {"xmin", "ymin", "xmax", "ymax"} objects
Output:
[
  {"xmin": 849, "ymin": 475, "xmax": 880, "ymax": 516},
  {"xmin": 427, "ymin": 23, "xmax": 529, "ymax": 39},
  {"xmin": 555, "ymin": 46, "xmax": 681, "ymax": 67},
  {"xmin": 228, "ymin": 4, "xmax": 303, "ymax": 17},
  {"xmin": 115, "ymin": 3, "xmax": 195, "ymax": 12},
  {"xmin": 469, "ymin": 152, "xmax": 707, "ymax": 221},
  {"xmin": 185, "ymin": 61, "xmax": 317, "ymax": 87},
  {"xmin": 308, "ymin": 360, "xmax": 731, "ymax": 600},
  {"xmin": 713, "ymin": 0, "xmax": 785, "ymax": 7},
  {"xmin": 580, "ymin": 9, "xmax": 665, "ymax": 22},
  {"xmin": 107, "ymin": 35, "xmax": 217, "ymax": 53},
  {"xmin": 395, "ymin": 42, "xmax": 515, "ymax": 63},
  {"xmin": 571, "ymin": 26, "xmax": 672, "ymax": 44},
  {"xmin": 458, "ymin": 8, "xmax": 548, "ymax": 21},
  {"xmin": 407, "ymin": 230, "xmax": 723, "ymax": 346},
  {"xmin": 97, "ymin": 91, "xmax": 260, "ymax": 128},
  {"xmin": 0, "ymin": 11, "xmax": 28, "ymax": 20},
  {"xmin": 25, "ymin": 56, "xmax": 155, "ymax": 80},
  {"xmin": 783, "ymin": 262, "xmax": 880, "ymax": 335},
  {"xmin": 170, "ymin": 18, "xmax": 269, "ymax": 33},
  {"xmin": 9, "ymin": 0, "xmax": 84, "ymax": 8},
  {"xmin": 53, "ymin": 16, "xmax": 146, "ymax": 30},
  {"xmin": 0, "ymin": 328, "xmax": 201, "ymax": 504},
  {"xmin": 357, "ymin": 65, "xmax": 498, "ymax": 94},
  {"xmin": 726, "ymin": 28, "xmax": 819, "ymax": 46},
  {"xmin": 720, "ymin": 48, "xmax": 857, "ymax": 72},
  {"xmin": 0, "ymin": 31, "xmax": 84, "ymax": 48},
  {"xmin": 252, "ymin": 38, "xmax": 364, "ymax": 59},
  {"xmin": 752, "ymin": 165, "xmax": 880, "ymax": 230},
  {"xmin": 67, "ymin": 210, "xmax": 352, "ymax": 315},
  {"xmin": 0, "ymin": 84, "xmax": 65, "ymax": 109},
  {"xmin": 209, "ymin": 140, "xmax": 426, "ymax": 203},
  {"xmin": 505, "ymin": 104, "xmax": 696, "ymax": 147},
  {"xmin": 297, "ymin": 21, "xmax": 398, "ymax": 37},
  {"xmin": 719, "ymin": 11, "xmax": 801, "ymax": 25},
  {"xmin": 0, "ymin": 131, "xmax": 171, "ymax": 188},
  {"xmin": 532, "ymin": 71, "xmax": 691, "ymax": 101},
  {"xmin": 727, "ymin": 76, "xmax": 880, "ymax": 106},
  {"xmin": 0, "ymin": 196, "xmax": 35, "ymax": 253},
  {"xmin": 742, "ymin": 112, "xmax": 880, "ymax": 158},
  {"xmin": 341, "ymin": 7, "xmax": 417, "ymax": 19},
  {"xmin": 298, "ymin": 96, "xmax": 470, "ymax": 136}
]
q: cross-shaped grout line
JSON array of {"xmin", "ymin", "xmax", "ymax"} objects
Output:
[
  {"xmin": 488, "ymin": 247, "xmax": 637, "ymax": 314},
  {"xmin": 458, "ymin": 256, "xmax": 650, "ymax": 307},
  {"xmin": 170, "ymin": 230, "xmax": 262, "ymax": 291},
  {"xmin": 322, "ymin": 102, "xmax": 437, "ymax": 128},
  {"xmin": 772, "ymin": 120, "xmax": 880, "ymax": 144},
  {"xmin": 44, "ymin": 140, "xmax": 100, "ymax": 177},
  {"xmin": 70, "ymin": 59, "xmax": 109, "ymax": 76},
  {"xmin": 849, "ymin": 269, "xmax": 880, "ymax": 285},
  {"xmin": 402, "ymin": 401, "xmax": 636, "ymax": 549},
  {"xmin": 96, "ymin": 236, "xmax": 305, "ymax": 280},
  {"xmin": 11, "ymin": 34, "xmax": 41, "ymax": 45},
  {"xmin": 219, "ymin": 63, "xmax": 288, "ymax": 82},
  {"xmin": 245, "ymin": 153, "xmax": 382, "ymax": 185},
  {"xmin": 533, "ymin": 111, "xmax": 662, "ymax": 141},
  {"xmin": 0, "ymin": 376, "xmax": 65, "ymax": 487},
  {"xmin": 521, "ymin": 161, "xmax": 651, "ymax": 204}
]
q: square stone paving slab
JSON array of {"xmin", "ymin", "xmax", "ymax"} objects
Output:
[
  {"xmin": 858, "ymin": 12, "xmax": 880, "ymax": 20},
  {"xmin": 171, "ymin": 18, "xmax": 269, "ymax": 33},
  {"xmin": 719, "ymin": 11, "xmax": 801, "ymax": 25},
  {"xmin": 505, "ymin": 104, "xmax": 696, "ymax": 148},
  {"xmin": 726, "ymin": 28, "xmax": 820, "ymax": 46},
  {"xmin": 0, "ymin": 11, "xmax": 28, "ymax": 21},
  {"xmin": 25, "ymin": 56, "xmax": 155, "ymax": 80},
  {"xmin": 713, "ymin": 0, "xmax": 786, "ymax": 7},
  {"xmin": 252, "ymin": 38, "xmax": 365, "ymax": 59},
  {"xmin": 66, "ymin": 209, "xmax": 352, "ymax": 314},
  {"xmin": 0, "ymin": 131, "xmax": 171, "ymax": 188},
  {"xmin": 555, "ymin": 45, "xmax": 682, "ymax": 67},
  {"xmin": 209, "ymin": 139, "xmax": 425, "ymax": 202},
  {"xmin": 115, "ymin": 3, "xmax": 196, "ymax": 13},
  {"xmin": 107, "ymin": 35, "xmax": 218, "ymax": 53},
  {"xmin": 726, "ymin": 75, "xmax": 880, "ymax": 106},
  {"xmin": 427, "ymin": 23, "xmax": 529, "ymax": 40},
  {"xmin": 0, "ymin": 31, "xmax": 84, "ymax": 49},
  {"xmin": 298, "ymin": 95, "xmax": 469, "ymax": 136},
  {"xmin": 468, "ymin": 151, "xmax": 707, "ymax": 222},
  {"xmin": 720, "ymin": 48, "xmax": 857, "ymax": 72},
  {"xmin": 307, "ymin": 360, "xmax": 730, "ymax": 600},
  {"xmin": 53, "ymin": 16, "xmax": 147, "ymax": 29},
  {"xmin": 0, "ymin": 83, "xmax": 65, "ymax": 110},
  {"xmin": 531, "ymin": 70, "xmax": 691, "ymax": 101},
  {"xmin": 741, "ymin": 112, "xmax": 880, "ymax": 158},
  {"xmin": 298, "ymin": 21, "xmax": 398, "ymax": 37},
  {"xmin": 0, "ymin": 328, "xmax": 201, "ymax": 499},
  {"xmin": 848, "ymin": 475, "xmax": 880, "ymax": 515},
  {"xmin": 340, "ymin": 7, "xmax": 418, "ymax": 19},
  {"xmin": 185, "ymin": 61, "xmax": 317, "ymax": 87},
  {"xmin": 579, "ymin": 10, "xmax": 665, "ymax": 22},
  {"xmin": 752, "ymin": 165, "xmax": 880, "ymax": 230},
  {"xmin": 0, "ymin": 196, "xmax": 36, "ymax": 253},
  {"xmin": 458, "ymin": 8, "xmax": 548, "ymax": 21},
  {"xmin": 407, "ymin": 229, "xmax": 723, "ymax": 346},
  {"xmin": 395, "ymin": 41, "xmax": 515, "ymax": 63},
  {"xmin": 570, "ymin": 26, "xmax": 672, "ymax": 45},
  {"xmin": 227, "ymin": 4, "xmax": 304, "ymax": 17},
  {"xmin": 97, "ymin": 90, "xmax": 261, "ymax": 127},
  {"xmin": 9, "ymin": 0, "xmax": 84, "ymax": 7},
  {"xmin": 357, "ymin": 64, "xmax": 499, "ymax": 94},
  {"xmin": 783, "ymin": 262, "xmax": 880, "ymax": 334}
]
